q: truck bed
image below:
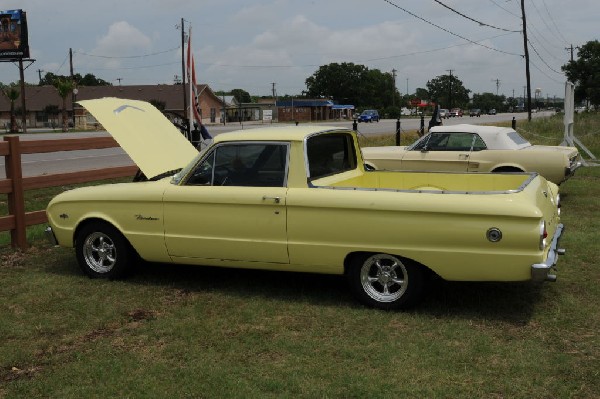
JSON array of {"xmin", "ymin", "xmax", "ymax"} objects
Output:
[{"xmin": 314, "ymin": 170, "xmax": 536, "ymax": 194}]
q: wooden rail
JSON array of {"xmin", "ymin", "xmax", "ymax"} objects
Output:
[{"xmin": 1, "ymin": 136, "xmax": 137, "ymax": 249}]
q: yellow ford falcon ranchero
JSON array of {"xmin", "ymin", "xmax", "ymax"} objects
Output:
[
  {"xmin": 362, "ymin": 124, "xmax": 582, "ymax": 185},
  {"xmin": 46, "ymin": 99, "xmax": 566, "ymax": 309}
]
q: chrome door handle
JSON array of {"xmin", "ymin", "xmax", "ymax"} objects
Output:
[{"xmin": 262, "ymin": 196, "xmax": 281, "ymax": 204}]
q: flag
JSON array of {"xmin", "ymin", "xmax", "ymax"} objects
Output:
[{"xmin": 186, "ymin": 28, "xmax": 210, "ymax": 140}]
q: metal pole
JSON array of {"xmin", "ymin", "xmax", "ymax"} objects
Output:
[
  {"xmin": 395, "ymin": 118, "xmax": 401, "ymax": 146},
  {"xmin": 18, "ymin": 59, "xmax": 27, "ymax": 133},
  {"xmin": 180, "ymin": 18, "xmax": 188, "ymax": 132}
]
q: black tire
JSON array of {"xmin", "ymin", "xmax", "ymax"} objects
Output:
[
  {"xmin": 75, "ymin": 221, "xmax": 133, "ymax": 279},
  {"xmin": 347, "ymin": 253, "xmax": 426, "ymax": 310}
]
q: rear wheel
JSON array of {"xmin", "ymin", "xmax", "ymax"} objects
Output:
[
  {"xmin": 347, "ymin": 253, "xmax": 426, "ymax": 310},
  {"xmin": 75, "ymin": 222, "xmax": 133, "ymax": 279}
]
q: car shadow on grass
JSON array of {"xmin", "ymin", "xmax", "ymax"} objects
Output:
[
  {"xmin": 46, "ymin": 256, "xmax": 547, "ymax": 323},
  {"xmin": 134, "ymin": 262, "xmax": 545, "ymax": 323}
]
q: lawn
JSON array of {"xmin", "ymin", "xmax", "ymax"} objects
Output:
[{"xmin": 0, "ymin": 113, "xmax": 599, "ymax": 398}]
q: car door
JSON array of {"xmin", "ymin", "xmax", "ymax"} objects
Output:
[
  {"xmin": 399, "ymin": 132, "xmax": 473, "ymax": 172},
  {"xmin": 162, "ymin": 142, "xmax": 290, "ymax": 264}
]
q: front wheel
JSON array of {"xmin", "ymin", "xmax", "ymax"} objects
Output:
[
  {"xmin": 347, "ymin": 253, "xmax": 426, "ymax": 310},
  {"xmin": 75, "ymin": 222, "xmax": 133, "ymax": 279}
]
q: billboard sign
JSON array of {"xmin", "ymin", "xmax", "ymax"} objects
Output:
[{"xmin": 0, "ymin": 9, "xmax": 29, "ymax": 59}]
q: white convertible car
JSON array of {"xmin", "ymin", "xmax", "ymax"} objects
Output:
[{"xmin": 362, "ymin": 124, "xmax": 582, "ymax": 185}]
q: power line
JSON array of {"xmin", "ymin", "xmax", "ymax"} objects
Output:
[
  {"xmin": 433, "ymin": 0, "xmax": 521, "ymax": 32},
  {"xmin": 487, "ymin": 0, "xmax": 521, "ymax": 18},
  {"xmin": 527, "ymin": 38, "xmax": 564, "ymax": 75},
  {"xmin": 529, "ymin": 0, "xmax": 568, "ymax": 46},
  {"xmin": 540, "ymin": 0, "xmax": 569, "ymax": 45},
  {"xmin": 75, "ymin": 46, "xmax": 180, "ymax": 59},
  {"xmin": 382, "ymin": 0, "xmax": 523, "ymax": 57}
]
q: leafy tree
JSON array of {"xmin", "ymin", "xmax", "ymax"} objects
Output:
[
  {"xmin": 426, "ymin": 74, "xmax": 470, "ymax": 109},
  {"xmin": 231, "ymin": 88, "xmax": 252, "ymax": 103},
  {"xmin": 40, "ymin": 72, "xmax": 111, "ymax": 87},
  {"xmin": 471, "ymin": 92, "xmax": 506, "ymax": 113},
  {"xmin": 53, "ymin": 78, "xmax": 75, "ymax": 131},
  {"xmin": 305, "ymin": 62, "xmax": 399, "ymax": 109},
  {"xmin": 562, "ymin": 40, "xmax": 600, "ymax": 107},
  {"xmin": 414, "ymin": 88, "xmax": 430, "ymax": 102},
  {"xmin": 1, "ymin": 83, "xmax": 20, "ymax": 132}
]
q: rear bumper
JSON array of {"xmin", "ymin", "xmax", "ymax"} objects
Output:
[{"xmin": 531, "ymin": 223, "xmax": 565, "ymax": 282}]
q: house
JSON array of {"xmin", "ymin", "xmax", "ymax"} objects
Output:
[{"xmin": 0, "ymin": 84, "xmax": 224, "ymax": 130}]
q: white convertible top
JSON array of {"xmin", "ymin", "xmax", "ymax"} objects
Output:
[{"xmin": 429, "ymin": 124, "xmax": 532, "ymax": 150}]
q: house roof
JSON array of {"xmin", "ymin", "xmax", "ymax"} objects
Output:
[{"xmin": 0, "ymin": 84, "xmax": 223, "ymax": 112}]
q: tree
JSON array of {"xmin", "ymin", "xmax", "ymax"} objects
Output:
[
  {"xmin": 472, "ymin": 92, "xmax": 506, "ymax": 113},
  {"xmin": 426, "ymin": 74, "xmax": 470, "ymax": 109},
  {"xmin": 562, "ymin": 40, "xmax": 600, "ymax": 107},
  {"xmin": 231, "ymin": 88, "xmax": 252, "ymax": 103},
  {"xmin": 53, "ymin": 78, "xmax": 75, "ymax": 131},
  {"xmin": 40, "ymin": 72, "xmax": 111, "ymax": 87},
  {"xmin": 305, "ymin": 62, "xmax": 399, "ymax": 110},
  {"xmin": 1, "ymin": 83, "xmax": 20, "ymax": 133}
]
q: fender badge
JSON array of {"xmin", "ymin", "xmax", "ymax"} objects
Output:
[
  {"xmin": 59, "ymin": 213, "xmax": 69, "ymax": 219},
  {"xmin": 543, "ymin": 191, "xmax": 548, "ymax": 198},
  {"xmin": 135, "ymin": 214, "xmax": 159, "ymax": 221}
]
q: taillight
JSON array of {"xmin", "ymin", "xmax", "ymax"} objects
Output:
[
  {"xmin": 556, "ymin": 194, "xmax": 561, "ymax": 216},
  {"xmin": 539, "ymin": 220, "xmax": 547, "ymax": 250}
]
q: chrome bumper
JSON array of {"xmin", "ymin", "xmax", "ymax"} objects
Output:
[
  {"xmin": 531, "ymin": 223, "xmax": 565, "ymax": 282},
  {"xmin": 44, "ymin": 226, "xmax": 58, "ymax": 246}
]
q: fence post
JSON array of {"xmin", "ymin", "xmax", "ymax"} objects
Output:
[{"xmin": 4, "ymin": 136, "xmax": 27, "ymax": 250}]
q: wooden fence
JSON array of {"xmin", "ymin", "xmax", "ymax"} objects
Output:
[{"xmin": 1, "ymin": 135, "xmax": 138, "ymax": 249}]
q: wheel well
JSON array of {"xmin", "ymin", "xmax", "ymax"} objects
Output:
[
  {"xmin": 492, "ymin": 166, "xmax": 524, "ymax": 173},
  {"xmin": 343, "ymin": 251, "xmax": 436, "ymax": 278},
  {"xmin": 73, "ymin": 218, "xmax": 131, "ymax": 250}
]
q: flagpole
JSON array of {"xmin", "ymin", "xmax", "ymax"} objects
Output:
[{"xmin": 186, "ymin": 27, "xmax": 193, "ymax": 141}]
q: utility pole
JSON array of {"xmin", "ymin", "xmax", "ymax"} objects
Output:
[
  {"xmin": 565, "ymin": 44, "xmax": 575, "ymax": 62},
  {"xmin": 37, "ymin": 69, "xmax": 44, "ymax": 84},
  {"xmin": 271, "ymin": 82, "xmax": 278, "ymax": 122},
  {"xmin": 180, "ymin": 18, "xmax": 188, "ymax": 132},
  {"xmin": 391, "ymin": 68, "xmax": 397, "ymax": 106},
  {"xmin": 521, "ymin": 0, "xmax": 532, "ymax": 121},
  {"xmin": 492, "ymin": 78, "xmax": 501, "ymax": 95},
  {"xmin": 446, "ymin": 69, "xmax": 454, "ymax": 109},
  {"xmin": 69, "ymin": 48, "xmax": 76, "ymax": 128}
]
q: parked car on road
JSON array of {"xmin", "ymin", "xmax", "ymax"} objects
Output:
[
  {"xmin": 358, "ymin": 109, "xmax": 380, "ymax": 122},
  {"xmin": 362, "ymin": 124, "xmax": 582, "ymax": 185},
  {"xmin": 469, "ymin": 109, "xmax": 481, "ymax": 117},
  {"xmin": 488, "ymin": 109, "xmax": 497, "ymax": 115},
  {"xmin": 449, "ymin": 108, "xmax": 463, "ymax": 117},
  {"xmin": 439, "ymin": 109, "xmax": 449, "ymax": 119}
]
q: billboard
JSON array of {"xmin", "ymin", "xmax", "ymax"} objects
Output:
[{"xmin": 0, "ymin": 9, "xmax": 29, "ymax": 59}]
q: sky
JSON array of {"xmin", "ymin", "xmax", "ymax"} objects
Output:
[{"xmin": 1, "ymin": 0, "xmax": 596, "ymax": 101}]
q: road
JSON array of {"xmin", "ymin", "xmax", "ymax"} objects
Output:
[{"xmin": 1, "ymin": 111, "xmax": 553, "ymax": 178}]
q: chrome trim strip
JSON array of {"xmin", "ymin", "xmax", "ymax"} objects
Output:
[{"xmin": 312, "ymin": 172, "xmax": 538, "ymax": 195}]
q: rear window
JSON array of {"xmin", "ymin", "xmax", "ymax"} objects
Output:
[
  {"xmin": 507, "ymin": 131, "xmax": 529, "ymax": 145},
  {"xmin": 306, "ymin": 133, "xmax": 357, "ymax": 180}
]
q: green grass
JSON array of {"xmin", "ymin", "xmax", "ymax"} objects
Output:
[{"xmin": 1, "ymin": 114, "xmax": 599, "ymax": 398}]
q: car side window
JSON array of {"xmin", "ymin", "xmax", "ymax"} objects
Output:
[
  {"xmin": 444, "ymin": 133, "xmax": 475, "ymax": 151},
  {"xmin": 186, "ymin": 143, "xmax": 288, "ymax": 187},
  {"xmin": 472, "ymin": 135, "xmax": 487, "ymax": 151}
]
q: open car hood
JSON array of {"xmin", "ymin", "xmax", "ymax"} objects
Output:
[{"xmin": 79, "ymin": 98, "xmax": 198, "ymax": 179}]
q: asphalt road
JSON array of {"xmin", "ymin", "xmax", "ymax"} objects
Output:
[{"xmin": 1, "ymin": 111, "xmax": 553, "ymax": 178}]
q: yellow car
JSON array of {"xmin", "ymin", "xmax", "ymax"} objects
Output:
[
  {"xmin": 362, "ymin": 124, "xmax": 582, "ymax": 184},
  {"xmin": 46, "ymin": 99, "xmax": 565, "ymax": 309}
]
